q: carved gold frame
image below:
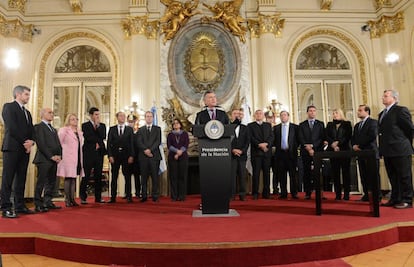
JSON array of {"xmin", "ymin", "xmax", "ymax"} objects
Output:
[
  {"xmin": 37, "ymin": 32, "xmax": 118, "ymax": 121},
  {"xmin": 289, "ymin": 29, "xmax": 368, "ymax": 118}
]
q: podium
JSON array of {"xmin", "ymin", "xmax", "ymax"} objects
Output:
[{"xmin": 193, "ymin": 121, "xmax": 235, "ymax": 214}]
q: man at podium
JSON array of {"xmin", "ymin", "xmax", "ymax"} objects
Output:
[{"xmin": 195, "ymin": 90, "xmax": 229, "ymax": 125}]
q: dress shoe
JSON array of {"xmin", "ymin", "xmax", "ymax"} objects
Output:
[
  {"xmin": 81, "ymin": 200, "xmax": 88, "ymax": 205},
  {"xmin": 291, "ymin": 195, "xmax": 299, "ymax": 199},
  {"xmin": 46, "ymin": 204, "xmax": 62, "ymax": 210},
  {"xmin": 239, "ymin": 195, "xmax": 246, "ymax": 201},
  {"xmin": 71, "ymin": 201, "xmax": 79, "ymax": 207},
  {"xmin": 343, "ymin": 196, "xmax": 350, "ymax": 201},
  {"xmin": 95, "ymin": 199, "xmax": 106, "ymax": 203},
  {"xmin": 35, "ymin": 206, "xmax": 49, "ymax": 213},
  {"xmin": 262, "ymin": 194, "xmax": 270, "ymax": 199},
  {"xmin": 381, "ymin": 201, "xmax": 394, "ymax": 207},
  {"xmin": 2, "ymin": 210, "xmax": 18, "ymax": 218},
  {"xmin": 140, "ymin": 197, "xmax": 147, "ymax": 203},
  {"xmin": 359, "ymin": 195, "xmax": 369, "ymax": 202},
  {"xmin": 394, "ymin": 202, "xmax": 412, "ymax": 209},
  {"xmin": 127, "ymin": 197, "xmax": 133, "ymax": 203},
  {"xmin": 107, "ymin": 198, "xmax": 116, "ymax": 203},
  {"xmin": 152, "ymin": 197, "xmax": 159, "ymax": 202},
  {"xmin": 252, "ymin": 194, "xmax": 258, "ymax": 200},
  {"xmin": 16, "ymin": 207, "xmax": 35, "ymax": 214},
  {"xmin": 304, "ymin": 195, "xmax": 311, "ymax": 200},
  {"xmin": 65, "ymin": 202, "xmax": 73, "ymax": 207}
]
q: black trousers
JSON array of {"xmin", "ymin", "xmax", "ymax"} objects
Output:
[
  {"xmin": 168, "ymin": 158, "xmax": 188, "ymax": 200},
  {"xmin": 140, "ymin": 158, "xmax": 160, "ymax": 199},
  {"xmin": 330, "ymin": 158, "xmax": 351, "ymax": 198},
  {"xmin": 252, "ymin": 156, "xmax": 271, "ymax": 197},
  {"xmin": 358, "ymin": 158, "xmax": 380, "ymax": 197},
  {"xmin": 34, "ymin": 162, "xmax": 58, "ymax": 207},
  {"xmin": 80, "ymin": 151, "xmax": 104, "ymax": 201},
  {"xmin": 231, "ymin": 158, "xmax": 247, "ymax": 197},
  {"xmin": 302, "ymin": 154, "xmax": 314, "ymax": 196},
  {"xmin": 110, "ymin": 155, "xmax": 133, "ymax": 198},
  {"xmin": 132, "ymin": 158, "xmax": 141, "ymax": 197},
  {"xmin": 276, "ymin": 151, "xmax": 298, "ymax": 197},
  {"xmin": 0, "ymin": 150, "xmax": 30, "ymax": 211},
  {"xmin": 384, "ymin": 155, "xmax": 413, "ymax": 204}
]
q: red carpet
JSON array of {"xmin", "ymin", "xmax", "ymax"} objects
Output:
[{"xmin": 0, "ymin": 193, "xmax": 413, "ymax": 267}]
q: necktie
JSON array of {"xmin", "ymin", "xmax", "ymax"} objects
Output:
[
  {"xmin": 22, "ymin": 106, "xmax": 28, "ymax": 122},
  {"xmin": 281, "ymin": 124, "xmax": 288, "ymax": 150},
  {"xmin": 119, "ymin": 125, "xmax": 123, "ymax": 136},
  {"xmin": 147, "ymin": 126, "xmax": 151, "ymax": 133},
  {"xmin": 358, "ymin": 121, "xmax": 364, "ymax": 131},
  {"xmin": 309, "ymin": 120, "xmax": 314, "ymax": 129},
  {"xmin": 47, "ymin": 123, "xmax": 54, "ymax": 132},
  {"xmin": 380, "ymin": 109, "xmax": 388, "ymax": 123},
  {"xmin": 210, "ymin": 109, "xmax": 216, "ymax": 120}
]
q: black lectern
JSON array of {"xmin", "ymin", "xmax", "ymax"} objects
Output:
[{"xmin": 193, "ymin": 122, "xmax": 235, "ymax": 214}]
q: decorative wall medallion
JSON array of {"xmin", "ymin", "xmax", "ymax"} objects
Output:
[{"xmin": 168, "ymin": 20, "xmax": 241, "ymax": 107}]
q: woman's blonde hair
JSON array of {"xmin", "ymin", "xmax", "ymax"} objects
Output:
[
  {"xmin": 332, "ymin": 108, "xmax": 346, "ymax": 121},
  {"xmin": 64, "ymin": 113, "xmax": 78, "ymax": 126}
]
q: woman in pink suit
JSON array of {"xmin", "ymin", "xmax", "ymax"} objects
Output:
[{"xmin": 57, "ymin": 113, "xmax": 84, "ymax": 207}]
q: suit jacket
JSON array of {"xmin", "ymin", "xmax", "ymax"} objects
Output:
[
  {"xmin": 248, "ymin": 121, "xmax": 274, "ymax": 158},
  {"xmin": 351, "ymin": 117, "xmax": 379, "ymax": 159},
  {"xmin": 378, "ymin": 105, "xmax": 414, "ymax": 157},
  {"xmin": 195, "ymin": 108, "xmax": 229, "ymax": 125},
  {"xmin": 298, "ymin": 119, "xmax": 325, "ymax": 154},
  {"xmin": 82, "ymin": 121, "xmax": 107, "ymax": 162},
  {"xmin": 1, "ymin": 101, "xmax": 34, "ymax": 152},
  {"xmin": 273, "ymin": 122, "xmax": 299, "ymax": 159},
  {"xmin": 107, "ymin": 124, "xmax": 135, "ymax": 159},
  {"xmin": 325, "ymin": 120, "xmax": 352, "ymax": 151},
  {"xmin": 33, "ymin": 122, "xmax": 62, "ymax": 165},
  {"xmin": 57, "ymin": 126, "xmax": 84, "ymax": 177},
  {"xmin": 136, "ymin": 125, "xmax": 162, "ymax": 161},
  {"xmin": 231, "ymin": 123, "xmax": 250, "ymax": 160}
]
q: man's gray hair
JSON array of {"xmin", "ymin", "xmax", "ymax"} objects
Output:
[
  {"xmin": 13, "ymin": 85, "xmax": 31, "ymax": 99},
  {"xmin": 384, "ymin": 89, "xmax": 399, "ymax": 103}
]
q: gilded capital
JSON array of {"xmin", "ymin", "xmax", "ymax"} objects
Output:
[
  {"xmin": 69, "ymin": 0, "xmax": 83, "ymax": 13},
  {"xmin": 122, "ymin": 15, "xmax": 160, "ymax": 39},
  {"xmin": 247, "ymin": 13, "xmax": 285, "ymax": 38},
  {"xmin": 367, "ymin": 12, "xmax": 404, "ymax": 39},
  {"xmin": 8, "ymin": 0, "xmax": 26, "ymax": 13},
  {"xmin": 320, "ymin": 0, "xmax": 332, "ymax": 11},
  {"xmin": 0, "ymin": 15, "xmax": 33, "ymax": 42}
]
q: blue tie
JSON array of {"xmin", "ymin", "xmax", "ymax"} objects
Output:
[{"xmin": 281, "ymin": 124, "xmax": 288, "ymax": 150}]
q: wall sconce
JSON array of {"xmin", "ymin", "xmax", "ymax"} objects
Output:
[{"xmin": 385, "ymin": 52, "xmax": 400, "ymax": 65}]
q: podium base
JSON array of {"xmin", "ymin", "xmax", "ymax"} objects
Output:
[{"xmin": 192, "ymin": 209, "xmax": 240, "ymax": 218}]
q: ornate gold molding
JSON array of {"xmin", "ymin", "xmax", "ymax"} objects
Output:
[
  {"xmin": 37, "ymin": 32, "xmax": 118, "ymax": 121},
  {"xmin": 374, "ymin": 0, "xmax": 391, "ymax": 10},
  {"xmin": 122, "ymin": 15, "xmax": 160, "ymax": 39},
  {"xmin": 289, "ymin": 29, "xmax": 368, "ymax": 116},
  {"xmin": 320, "ymin": 0, "xmax": 332, "ymax": 11},
  {"xmin": 8, "ymin": 0, "xmax": 26, "ymax": 13},
  {"xmin": 69, "ymin": 0, "xmax": 83, "ymax": 13},
  {"xmin": 247, "ymin": 13, "xmax": 285, "ymax": 38},
  {"xmin": 367, "ymin": 12, "xmax": 404, "ymax": 39},
  {"xmin": 0, "ymin": 14, "xmax": 33, "ymax": 42}
]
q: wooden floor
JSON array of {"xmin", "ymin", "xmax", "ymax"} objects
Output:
[{"xmin": 2, "ymin": 242, "xmax": 414, "ymax": 266}]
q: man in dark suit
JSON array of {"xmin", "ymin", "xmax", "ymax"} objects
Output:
[
  {"xmin": 107, "ymin": 111, "xmax": 135, "ymax": 203},
  {"xmin": 33, "ymin": 108, "xmax": 62, "ymax": 212},
  {"xmin": 80, "ymin": 107, "xmax": 107, "ymax": 204},
  {"xmin": 248, "ymin": 109, "xmax": 274, "ymax": 199},
  {"xmin": 352, "ymin": 105, "xmax": 381, "ymax": 202},
  {"xmin": 274, "ymin": 111, "xmax": 300, "ymax": 199},
  {"xmin": 195, "ymin": 90, "xmax": 229, "ymax": 125},
  {"xmin": 1, "ymin": 85, "xmax": 35, "ymax": 218},
  {"xmin": 136, "ymin": 111, "xmax": 162, "ymax": 202},
  {"xmin": 230, "ymin": 109, "xmax": 250, "ymax": 201},
  {"xmin": 378, "ymin": 90, "xmax": 414, "ymax": 209},
  {"xmin": 127, "ymin": 114, "xmax": 141, "ymax": 198},
  {"xmin": 298, "ymin": 105, "xmax": 326, "ymax": 199}
]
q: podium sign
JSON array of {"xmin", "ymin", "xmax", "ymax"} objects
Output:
[{"xmin": 194, "ymin": 121, "xmax": 234, "ymax": 214}]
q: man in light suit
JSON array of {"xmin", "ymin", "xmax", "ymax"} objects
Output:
[
  {"xmin": 107, "ymin": 111, "xmax": 135, "ymax": 203},
  {"xmin": 80, "ymin": 107, "xmax": 107, "ymax": 204},
  {"xmin": 298, "ymin": 105, "xmax": 326, "ymax": 199},
  {"xmin": 248, "ymin": 109, "xmax": 274, "ymax": 199},
  {"xmin": 33, "ymin": 108, "xmax": 62, "ymax": 212},
  {"xmin": 1, "ymin": 85, "xmax": 35, "ymax": 218},
  {"xmin": 378, "ymin": 90, "xmax": 414, "ymax": 209},
  {"xmin": 273, "ymin": 111, "xmax": 300, "ymax": 199},
  {"xmin": 351, "ymin": 105, "xmax": 381, "ymax": 202},
  {"xmin": 195, "ymin": 90, "xmax": 229, "ymax": 125},
  {"xmin": 230, "ymin": 109, "xmax": 250, "ymax": 201},
  {"xmin": 136, "ymin": 111, "xmax": 162, "ymax": 202}
]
